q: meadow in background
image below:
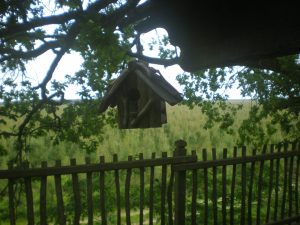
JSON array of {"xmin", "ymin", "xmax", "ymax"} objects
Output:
[{"xmin": 0, "ymin": 100, "xmax": 285, "ymax": 168}]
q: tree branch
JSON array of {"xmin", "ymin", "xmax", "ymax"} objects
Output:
[
  {"xmin": 90, "ymin": 0, "xmax": 142, "ymax": 28},
  {"xmin": 85, "ymin": 0, "xmax": 118, "ymax": 13},
  {"xmin": 39, "ymin": 48, "xmax": 67, "ymax": 99},
  {"xmin": 0, "ymin": 41, "xmax": 61, "ymax": 63},
  {"xmin": 0, "ymin": 131, "xmax": 18, "ymax": 138},
  {"xmin": 0, "ymin": 12, "xmax": 80, "ymax": 38},
  {"xmin": 110, "ymin": 0, "xmax": 140, "ymax": 22},
  {"xmin": 0, "ymin": 0, "xmax": 118, "ymax": 39},
  {"xmin": 16, "ymin": 91, "xmax": 64, "ymax": 162},
  {"xmin": 118, "ymin": 0, "xmax": 154, "ymax": 30},
  {"xmin": 127, "ymin": 51, "xmax": 179, "ymax": 66},
  {"xmin": 134, "ymin": 17, "xmax": 163, "ymax": 34}
]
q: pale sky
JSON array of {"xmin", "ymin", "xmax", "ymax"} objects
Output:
[{"xmin": 26, "ymin": 28, "xmax": 243, "ymax": 100}]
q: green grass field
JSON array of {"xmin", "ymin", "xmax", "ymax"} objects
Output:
[{"xmin": 0, "ymin": 100, "xmax": 286, "ymax": 168}]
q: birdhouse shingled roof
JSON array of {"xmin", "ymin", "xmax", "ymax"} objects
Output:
[{"xmin": 99, "ymin": 60, "xmax": 182, "ymax": 113}]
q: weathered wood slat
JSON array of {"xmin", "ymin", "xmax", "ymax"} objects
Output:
[
  {"xmin": 288, "ymin": 152, "xmax": 294, "ymax": 217},
  {"xmin": 229, "ymin": 147, "xmax": 237, "ymax": 225},
  {"xmin": 125, "ymin": 156, "xmax": 133, "ymax": 225},
  {"xmin": 40, "ymin": 161, "xmax": 47, "ymax": 225},
  {"xmin": 266, "ymin": 145, "xmax": 274, "ymax": 223},
  {"xmin": 191, "ymin": 150, "xmax": 197, "ymax": 225},
  {"xmin": 222, "ymin": 148, "xmax": 227, "ymax": 225},
  {"xmin": 4, "ymin": 150, "xmax": 299, "ymax": 179},
  {"xmin": 240, "ymin": 147, "xmax": 246, "ymax": 225},
  {"xmin": 174, "ymin": 140, "xmax": 187, "ymax": 225},
  {"xmin": 24, "ymin": 162, "xmax": 34, "ymax": 225},
  {"xmin": 85, "ymin": 157, "xmax": 93, "ymax": 225},
  {"xmin": 8, "ymin": 162, "xmax": 16, "ymax": 225},
  {"xmin": 256, "ymin": 145, "xmax": 267, "ymax": 225},
  {"xmin": 149, "ymin": 153, "xmax": 155, "ymax": 225},
  {"xmin": 273, "ymin": 145, "xmax": 281, "ymax": 221},
  {"xmin": 113, "ymin": 154, "xmax": 121, "ymax": 225},
  {"xmin": 54, "ymin": 160, "xmax": 66, "ymax": 225},
  {"xmin": 173, "ymin": 150, "xmax": 300, "ymax": 171},
  {"xmin": 281, "ymin": 144, "xmax": 289, "ymax": 219},
  {"xmin": 161, "ymin": 152, "xmax": 167, "ymax": 225},
  {"xmin": 99, "ymin": 156, "xmax": 107, "ymax": 225},
  {"xmin": 70, "ymin": 159, "xmax": 81, "ymax": 225},
  {"xmin": 247, "ymin": 149, "xmax": 256, "ymax": 225},
  {"xmin": 296, "ymin": 145, "xmax": 300, "ymax": 215},
  {"xmin": 0, "ymin": 155, "xmax": 197, "ymax": 179},
  {"xmin": 167, "ymin": 155, "xmax": 174, "ymax": 225},
  {"xmin": 212, "ymin": 148, "xmax": 218, "ymax": 225},
  {"xmin": 139, "ymin": 153, "xmax": 144, "ymax": 225},
  {"xmin": 203, "ymin": 149, "xmax": 209, "ymax": 225}
]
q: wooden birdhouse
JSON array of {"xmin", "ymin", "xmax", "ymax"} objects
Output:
[{"xmin": 99, "ymin": 60, "xmax": 182, "ymax": 129}]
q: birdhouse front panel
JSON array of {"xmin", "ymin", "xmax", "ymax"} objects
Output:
[
  {"xmin": 98, "ymin": 60, "xmax": 182, "ymax": 129},
  {"xmin": 115, "ymin": 71, "xmax": 138, "ymax": 128},
  {"xmin": 115, "ymin": 73, "xmax": 167, "ymax": 129}
]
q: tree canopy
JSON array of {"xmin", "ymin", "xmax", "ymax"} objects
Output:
[{"xmin": 0, "ymin": 0, "xmax": 299, "ymax": 164}]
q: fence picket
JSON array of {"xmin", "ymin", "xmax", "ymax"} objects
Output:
[
  {"xmin": 85, "ymin": 157, "xmax": 93, "ymax": 225},
  {"xmin": 24, "ymin": 162, "xmax": 34, "ymax": 225},
  {"xmin": 212, "ymin": 148, "xmax": 218, "ymax": 225},
  {"xmin": 281, "ymin": 144, "xmax": 289, "ymax": 219},
  {"xmin": 161, "ymin": 152, "xmax": 167, "ymax": 225},
  {"xmin": 71, "ymin": 159, "xmax": 81, "ymax": 225},
  {"xmin": 296, "ymin": 144, "xmax": 300, "ymax": 215},
  {"xmin": 54, "ymin": 160, "xmax": 66, "ymax": 225},
  {"xmin": 100, "ymin": 156, "xmax": 107, "ymax": 225},
  {"xmin": 247, "ymin": 149, "xmax": 256, "ymax": 225},
  {"xmin": 8, "ymin": 162, "xmax": 16, "ymax": 225},
  {"xmin": 191, "ymin": 150, "xmax": 198, "ymax": 225},
  {"xmin": 222, "ymin": 148, "xmax": 227, "ymax": 225},
  {"xmin": 256, "ymin": 145, "xmax": 267, "ymax": 225},
  {"xmin": 125, "ymin": 156, "xmax": 133, "ymax": 225},
  {"xmin": 266, "ymin": 145, "xmax": 274, "ymax": 223},
  {"xmin": 203, "ymin": 149, "xmax": 208, "ymax": 225},
  {"xmin": 273, "ymin": 144, "xmax": 281, "ymax": 221},
  {"xmin": 174, "ymin": 140, "xmax": 187, "ymax": 225},
  {"xmin": 229, "ymin": 147, "xmax": 237, "ymax": 225},
  {"xmin": 241, "ymin": 146, "xmax": 247, "ymax": 225},
  {"xmin": 113, "ymin": 154, "xmax": 121, "ymax": 225},
  {"xmin": 149, "ymin": 153, "xmax": 155, "ymax": 225},
  {"xmin": 139, "ymin": 153, "xmax": 144, "ymax": 225},
  {"xmin": 167, "ymin": 152, "xmax": 174, "ymax": 225},
  {"xmin": 288, "ymin": 148, "xmax": 294, "ymax": 218},
  {"xmin": 40, "ymin": 161, "xmax": 47, "ymax": 225}
]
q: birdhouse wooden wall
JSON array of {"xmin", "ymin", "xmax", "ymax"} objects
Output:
[
  {"xmin": 99, "ymin": 60, "xmax": 182, "ymax": 129},
  {"xmin": 114, "ymin": 71, "xmax": 167, "ymax": 129}
]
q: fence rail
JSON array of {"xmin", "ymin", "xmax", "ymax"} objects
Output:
[
  {"xmin": 0, "ymin": 155, "xmax": 196, "ymax": 179},
  {"xmin": 0, "ymin": 140, "xmax": 299, "ymax": 225}
]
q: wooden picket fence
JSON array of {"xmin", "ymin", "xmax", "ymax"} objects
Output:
[{"xmin": 0, "ymin": 140, "xmax": 299, "ymax": 225}]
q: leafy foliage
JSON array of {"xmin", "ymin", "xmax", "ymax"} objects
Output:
[{"xmin": 177, "ymin": 56, "xmax": 300, "ymax": 147}]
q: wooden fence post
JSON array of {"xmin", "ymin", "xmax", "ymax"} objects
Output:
[{"xmin": 174, "ymin": 139, "xmax": 187, "ymax": 225}]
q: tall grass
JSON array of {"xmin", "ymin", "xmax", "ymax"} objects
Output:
[{"xmin": 0, "ymin": 101, "xmax": 286, "ymax": 168}]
